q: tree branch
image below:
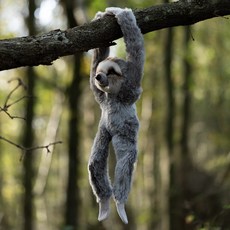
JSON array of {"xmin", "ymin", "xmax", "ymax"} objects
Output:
[
  {"xmin": 0, "ymin": 135, "xmax": 62, "ymax": 161},
  {"xmin": 0, "ymin": 0, "xmax": 229, "ymax": 71}
]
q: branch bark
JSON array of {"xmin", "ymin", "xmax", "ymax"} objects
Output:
[{"xmin": 0, "ymin": 0, "xmax": 229, "ymax": 71}]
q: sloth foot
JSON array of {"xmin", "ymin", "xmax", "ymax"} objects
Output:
[
  {"xmin": 116, "ymin": 202, "xmax": 128, "ymax": 224},
  {"xmin": 98, "ymin": 199, "xmax": 110, "ymax": 221}
]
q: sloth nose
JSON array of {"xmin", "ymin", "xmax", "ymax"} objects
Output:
[{"xmin": 96, "ymin": 74, "xmax": 102, "ymax": 81}]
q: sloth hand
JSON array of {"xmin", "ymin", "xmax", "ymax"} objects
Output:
[{"xmin": 105, "ymin": 7, "xmax": 132, "ymax": 17}]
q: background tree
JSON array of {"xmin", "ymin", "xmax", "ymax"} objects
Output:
[
  {"xmin": 62, "ymin": 0, "xmax": 83, "ymax": 229},
  {"xmin": 22, "ymin": 0, "xmax": 37, "ymax": 229}
]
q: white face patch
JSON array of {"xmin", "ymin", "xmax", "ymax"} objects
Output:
[
  {"xmin": 95, "ymin": 60, "xmax": 123, "ymax": 94},
  {"xmin": 96, "ymin": 60, "xmax": 122, "ymax": 76}
]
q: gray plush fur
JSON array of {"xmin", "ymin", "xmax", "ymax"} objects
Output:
[{"xmin": 88, "ymin": 7, "xmax": 144, "ymax": 223}]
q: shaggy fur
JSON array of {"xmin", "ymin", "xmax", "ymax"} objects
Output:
[{"xmin": 88, "ymin": 7, "xmax": 144, "ymax": 224}]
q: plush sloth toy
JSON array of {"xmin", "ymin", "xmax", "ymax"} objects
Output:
[{"xmin": 88, "ymin": 7, "xmax": 144, "ymax": 224}]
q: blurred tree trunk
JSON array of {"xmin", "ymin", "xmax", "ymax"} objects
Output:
[
  {"xmin": 169, "ymin": 26, "xmax": 192, "ymax": 230},
  {"xmin": 164, "ymin": 27, "xmax": 174, "ymax": 157},
  {"xmin": 163, "ymin": 0, "xmax": 183, "ymax": 228},
  {"xmin": 22, "ymin": 68, "xmax": 36, "ymax": 230},
  {"xmin": 164, "ymin": 26, "xmax": 181, "ymax": 230},
  {"xmin": 181, "ymin": 26, "xmax": 192, "ymax": 163},
  {"xmin": 180, "ymin": 26, "xmax": 192, "ymax": 229},
  {"xmin": 162, "ymin": 6, "xmax": 179, "ymax": 226},
  {"xmin": 62, "ymin": 0, "xmax": 82, "ymax": 229},
  {"xmin": 65, "ymin": 52, "xmax": 82, "ymax": 229},
  {"xmin": 22, "ymin": 0, "xmax": 37, "ymax": 230}
]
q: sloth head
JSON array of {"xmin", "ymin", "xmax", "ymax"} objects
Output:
[{"xmin": 95, "ymin": 59, "xmax": 123, "ymax": 94}]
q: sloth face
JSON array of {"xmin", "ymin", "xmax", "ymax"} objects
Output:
[{"xmin": 95, "ymin": 60, "xmax": 123, "ymax": 94}]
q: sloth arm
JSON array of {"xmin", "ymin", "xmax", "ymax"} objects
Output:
[
  {"xmin": 90, "ymin": 47, "xmax": 109, "ymax": 102},
  {"xmin": 115, "ymin": 10, "xmax": 145, "ymax": 87}
]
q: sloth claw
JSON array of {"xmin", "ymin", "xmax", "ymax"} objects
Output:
[
  {"xmin": 116, "ymin": 202, "xmax": 128, "ymax": 224},
  {"xmin": 98, "ymin": 199, "xmax": 110, "ymax": 222}
]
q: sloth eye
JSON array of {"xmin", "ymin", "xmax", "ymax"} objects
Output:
[{"xmin": 107, "ymin": 68, "xmax": 117, "ymax": 75}]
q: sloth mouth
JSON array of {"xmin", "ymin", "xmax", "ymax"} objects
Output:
[{"xmin": 98, "ymin": 82, "xmax": 108, "ymax": 87}]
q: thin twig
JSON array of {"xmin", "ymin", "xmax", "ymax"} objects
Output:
[
  {"xmin": 0, "ymin": 135, "xmax": 24, "ymax": 150},
  {"xmin": 4, "ymin": 78, "xmax": 27, "ymax": 106},
  {"xmin": 6, "ymin": 95, "xmax": 32, "ymax": 108},
  {"xmin": 0, "ymin": 108, "xmax": 26, "ymax": 120},
  {"xmin": 0, "ymin": 135, "xmax": 62, "ymax": 161},
  {"xmin": 0, "ymin": 78, "xmax": 30, "ymax": 120},
  {"xmin": 19, "ymin": 141, "xmax": 63, "ymax": 161}
]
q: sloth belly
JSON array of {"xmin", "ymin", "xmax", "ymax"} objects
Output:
[{"xmin": 101, "ymin": 104, "xmax": 139, "ymax": 139}]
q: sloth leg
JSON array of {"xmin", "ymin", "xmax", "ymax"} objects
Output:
[
  {"xmin": 88, "ymin": 126, "xmax": 112, "ymax": 221},
  {"xmin": 112, "ymin": 134, "xmax": 138, "ymax": 224}
]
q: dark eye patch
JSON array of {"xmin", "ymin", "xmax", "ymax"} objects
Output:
[{"xmin": 107, "ymin": 68, "xmax": 118, "ymax": 76}]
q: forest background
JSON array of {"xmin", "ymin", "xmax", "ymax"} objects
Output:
[{"xmin": 0, "ymin": 0, "xmax": 230, "ymax": 230}]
